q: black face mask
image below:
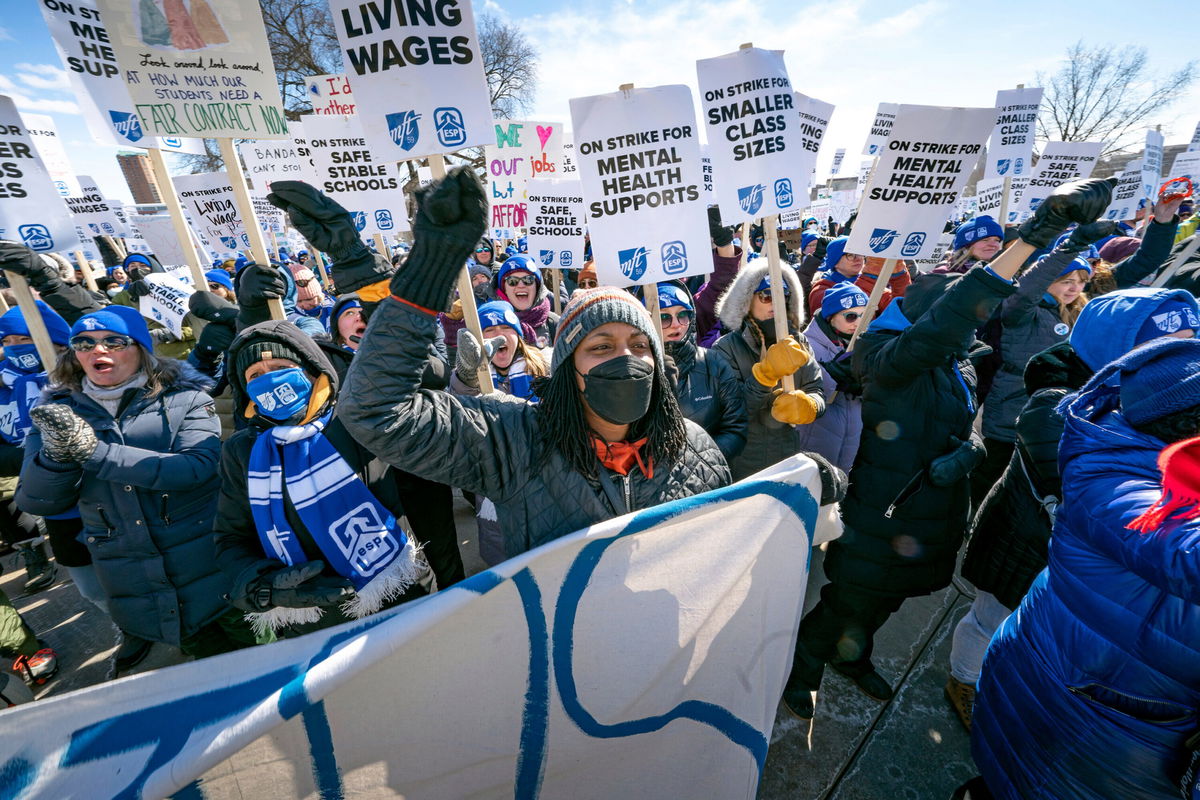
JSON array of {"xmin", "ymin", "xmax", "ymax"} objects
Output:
[{"xmin": 578, "ymin": 355, "xmax": 654, "ymax": 425}]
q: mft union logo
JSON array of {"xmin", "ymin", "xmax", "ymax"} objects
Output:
[
  {"xmin": 108, "ymin": 111, "xmax": 144, "ymax": 143},
  {"xmin": 385, "ymin": 110, "xmax": 421, "ymax": 151},
  {"xmin": 351, "ymin": 211, "xmax": 366, "ymax": 231},
  {"xmin": 738, "ymin": 184, "xmax": 765, "ymax": 216},
  {"xmin": 559, "ymin": 250, "xmax": 573, "ymax": 267},
  {"xmin": 996, "ymin": 158, "xmax": 1011, "ymax": 176},
  {"xmin": 538, "ymin": 249, "xmax": 554, "ymax": 266},
  {"xmin": 618, "ymin": 246, "xmax": 648, "ymax": 282},
  {"xmin": 433, "ymin": 107, "xmax": 467, "ymax": 148},
  {"xmin": 868, "ymin": 228, "xmax": 898, "ymax": 253},
  {"xmin": 330, "ymin": 502, "xmax": 399, "ymax": 577},
  {"xmin": 900, "ymin": 231, "xmax": 926, "ymax": 257},
  {"xmin": 661, "ymin": 240, "xmax": 687, "ymax": 274},
  {"xmin": 774, "ymin": 178, "xmax": 794, "ymax": 209},
  {"xmin": 18, "ymin": 224, "xmax": 53, "ymax": 251},
  {"xmin": 374, "ymin": 209, "xmax": 394, "ymax": 230}
]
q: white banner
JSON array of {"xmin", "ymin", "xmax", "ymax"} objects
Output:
[
  {"xmin": 846, "ymin": 104, "xmax": 995, "ymax": 260},
  {"xmin": 974, "ymin": 177, "xmax": 1004, "ymax": 218},
  {"xmin": 830, "ymin": 147, "xmax": 846, "ymax": 176},
  {"xmin": 0, "ymin": 97, "xmax": 78, "ymax": 254},
  {"xmin": 984, "ymin": 86, "xmax": 1042, "ymax": 179},
  {"xmin": 525, "ymin": 179, "xmax": 586, "ymax": 271},
  {"xmin": 1103, "ymin": 164, "xmax": 1143, "ymax": 221},
  {"xmin": 486, "ymin": 120, "xmax": 566, "ymax": 236},
  {"xmin": 304, "ymin": 74, "xmax": 357, "ymax": 116},
  {"xmin": 696, "ymin": 48, "xmax": 804, "ymax": 221},
  {"xmin": 303, "ymin": 114, "xmax": 410, "ymax": 235},
  {"xmin": 66, "ymin": 174, "xmax": 127, "ymax": 237},
  {"xmin": 138, "ymin": 271, "xmax": 193, "ymax": 337},
  {"xmin": 21, "ymin": 113, "xmax": 80, "ymax": 198},
  {"xmin": 861, "ymin": 102, "xmax": 898, "ymax": 156},
  {"xmin": 794, "ymin": 92, "xmax": 835, "ymax": 191},
  {"xmin": 571, "ymin": 85, "xmax": 709, "ymax": 286},
  {"xmin": 1009, "ymin": 141, "xmax": 1103, "ymax": 222},
  {"xmin": 328, "ymin": 0, "xmax": 493, "ymax": 161},
  {"xmin": 238, "ymin": 137, "xmax": 319, "ymax": 196},
  {"xmin": 174, "ymin": 171, "xmax": 251, "ymax": 254},
  {"xmin": 1141, "ymin": 129, "xmax": 1164, "ymax": 202},
  {"xmin": 914, "ymin": 232, "xmax": 955, "ymax": 272},
  {"xmin": 1167, "ymin": 150, "xmax": 1200, "ymax": 184},
  {"xmin": 0, "ymin": 457, "xmax": 835, "ymax": 800},
  {"xmin": 96, "ymin": 0, "xmax": 288, "ymax": 139}
]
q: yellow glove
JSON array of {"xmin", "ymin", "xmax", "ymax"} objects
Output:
[
  {"xmin": 751, "ymin": 337, "xmax": 810, "ymax": 387},
  {"xmin": 771, "ymin": 390, "xmax": 819, "ymax": 425}
]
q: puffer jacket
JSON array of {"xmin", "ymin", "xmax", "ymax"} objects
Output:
[
  {"xmin": 794, "ymin": 315, "xmax": 862, "ymax": 473},
  {"xmin": 1102, "ymin": 216, "xmax": 1179, "ymax": 289},
  {"xmin": 340, "ymin": 299, "xmax": 731, "ymax": 557},
  {"xmin": 16, "ymin": 361, "xmax": 225, "ymax": 645},
  {"xmin": 973, "ymin": 380, "xmax": 1200, "ymax": 800},
  {"xmin": 806, "ymin": 256, "xmax": 911, "ymax": 318},
  {"xmin": 982, "ymin": 248, "xmax": 1089, "ymax": 443},
  {"xmin": 829, "ymin": 267, "xmax": 1016, "ymax": 598},
  {"xmin": 711, "ymin": 262, "xmax": 825, "ymax": 481}
]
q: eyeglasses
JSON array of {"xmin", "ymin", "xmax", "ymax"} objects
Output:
[
  {"xmin": 660, "ymin": 309, "xmax": 693, "ymax": 327},
  {"xmin": 70, "ymin": 334, "xmax": 135, "ymax": 353},
  {"xmin": 504, "ymin": 275, "xmax": 537, "ymax": 287}
]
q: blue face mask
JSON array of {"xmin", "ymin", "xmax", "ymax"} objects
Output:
[
  {"xmin": 246, "ymin": 367, "xmax": 312, "ymax": 422},
  {"xmin": 4, "ymin": 343, "xmax": 42, "ymax": 373}
]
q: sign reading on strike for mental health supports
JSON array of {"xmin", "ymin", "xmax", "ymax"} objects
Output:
[
  {"xmin": 862, "ymin": 102, "xmax": 899, "ymax": 156},
  {"xmin": 846, "ymin": 104, "xmax": 996, "ymax": 261},
  {"xmin": 173, "ymin": 171, "xmax": 251, "ymax": 254},
  {"xmin": 525, "ymin": 179, "xmax": 586, "ymax": 271},
  {"xmin": 328, "ymin": 0, "xmax": 493, "ymax": 161},
  {"xmin": 794, "ymin": 92, "xmax": 835, "ymax": 190},
  {"xmin": 486, "ymin": 120, "xmax": 565, "ymax": 235},
  {"xmin": 696, "ymin": 48, "xmax": 802, "ymax": 221},
  {"xmin": 305, "ymin": 74, "xmax": 357, "ymax": 116},
  {"xmin": 1103, "ymin": 164, "xmax": 1143, "ymax": 221},
  {"xmin": 0, "ymin": 97, "xmax": 78, "ymax": 254},
  {"xmin": 303, "ymin": 114, "xmax": 409, "ymax": 236},
  {"xmin": 96, "ymin": 0, "xmax": 288, "ymax": 139},
  {"xmin": 1009, "ymin": 140, "xmax": 1103, "ymax": 222},
  {"xmin": 985, "ymin": 86, "xmax": 1042, "ymax": 179},
  {"xmin": 570, "ymin": 85, "xmax": 709, "ymax": 286}
]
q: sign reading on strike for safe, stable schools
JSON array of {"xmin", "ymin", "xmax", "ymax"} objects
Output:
[
  {"xmin": 1008, "ymin": 140, "xmax": 1103, "ymax": 222},
  {"xmin": 696, "ymin": 48, "xmax": 803, "ymax": 222},
  {"xmin": 525, "ymin": 179, "xmax": 586, "ymax": 271},
  {"xmin": 96, "ymin": 0, "xmax": 288, "ymax": 139},
  {"xmin": 0, "ymin": 96, "xmax": 78, "ymax": 254},
  {"xmin": 862, "ymin": 102, "xmax": 899, "ymax": 156},
  {"xmin": 847, "ymin": 104, "xmax": 996, "ymax": 261},
  {"xmin": 985, "ymin": 86, "xmax": 1043, "ymax": 179},
  {"xmin": 305, "ymin": 74, "xmax": 357, "ymax": 115},
  {"xmin": 486, "ymin": 120, "xmax": 565, "ymax": 235},
  {"xmin": 139, "ymin": 271, "xmax": 192, "ymax": 338},
  {"xmin": 328, "ymin": 0, "xmax": 493, "ymax": 161},
  {"xmin": 302, "ymin": 114, "xmax": 410, "ymax": 236},
  {"xmin": 570, "ymin": 85, "xmax": 709, "ymax": 287}
]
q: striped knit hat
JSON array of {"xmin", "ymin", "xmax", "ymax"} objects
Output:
[{"xmin": 551, "ymin": 287, "xmax": 662, "ymax": 374}]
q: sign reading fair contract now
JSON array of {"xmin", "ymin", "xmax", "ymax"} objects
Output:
[
  {"xmin": 571, "ymin": 85, "xmax": 709, "ymax": 287},
  {"xmin": 847, "ymin": 104, "xmax": 995, "ymax": 261}
]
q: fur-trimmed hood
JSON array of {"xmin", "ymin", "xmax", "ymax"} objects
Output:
[{"xmin": 714, "ymin": 261, "xmax": 804, "ymax": 333}]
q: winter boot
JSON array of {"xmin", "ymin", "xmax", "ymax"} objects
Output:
[
  {"xmin": 944, "ymin": 675, "xmax": 976, "ymax": 732},
  {"xmin": 13, "ymin": 645, "xmax": 58, "ymax": 687},
  {"xmin": 112, "ymin": 631, "xmax": 152, "ymax": 676},
  {"xmin": 16, "ymin": 539, "xmax": 55, "ymax": 594},
  {"xmin": 0, "ymin": 670, "xmax": 33, "ymax": 706}
]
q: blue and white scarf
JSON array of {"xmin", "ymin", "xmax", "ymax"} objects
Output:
[
  {"xmin": 495, "ymin": 355, "xmax": 538, "ymax": 402},
  {"xmin": 0, "ymin": 369, "xmax": 46, "ymax": 445},
  {"xmin": 246, "ymin": 412, "xmax": 424, "ymax": 634}
]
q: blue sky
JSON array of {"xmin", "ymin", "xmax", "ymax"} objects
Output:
[{"xmin": 3, "ymin": 0, "xmax": 1196, "ymax": 205}]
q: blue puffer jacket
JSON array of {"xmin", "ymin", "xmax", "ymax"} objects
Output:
[
  {"xmin": 16, "ymin": 361, "xmax": 227, "ymax": 646},
  {"xmin": 972, "ymin": 379, "xmax": 1200, "ymax": 800}
]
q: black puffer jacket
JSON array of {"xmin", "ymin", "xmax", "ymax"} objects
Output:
[
  {"xmin": 828, "ymin": 267, "xmax": 1016, "ymax": 598},
  {"xmin": 961, "ymin": 341, "xmax": 1091, "ymax": 609},
  {"xmin": 340, "ymin": 300, "xmax": 731, "ymax": 557}
]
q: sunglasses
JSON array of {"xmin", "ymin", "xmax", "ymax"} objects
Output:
[
  {"xmin": 504, "ymin": 275, "xmax": 537, "ymax": 287},
  {"xmin": 754, "ymin": 290, "xmax": 788, "ymax": 303},
  {"xmin": 475, "ymin": 246, "xmax": 490, "ymax": 254},
  {"xmin": 660, "ymin": 309, "xmax": 693, "ymax": 327},
  {"xmin": 838, "ymin": 311, "xmax": 863, "ymax": 323},
  {"xmin": 70, "ymin": 334, "xmax": 136, "ymax": 353},
  {"xmin": 578, "ymin": 279, "xmax": 598, "ymax": 289}
]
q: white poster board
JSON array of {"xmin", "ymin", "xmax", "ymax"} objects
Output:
[
  {"xmin": 794, "ymin": 92, "xmax": 835, "ymax": 191},
  {"xmin": 238, "ymin": 137, "xmax": 319, "ymax": 196},
  {"xmin": 571, "ymin": 85, "xmax": 709, "ymax": 286},
  {"xmin": 699, "ymin": 145, "xmax": 715, "ymax": 203},
  {"xmin": 1103, "ymin": 164, "xmax": 1143, "ymax": 221},
  {"xmin": 525, "ymin": 179, "xmax": 586, "ymax": 271},
  {"xmin": 984, "ymin": 86, "xmax": 1042, "ymax": 178},
  {"xmin": 21, "ymin": 113, "xmax": 81, "ymax": 198},
  {"xmin": 305, "ymin": 74, "xmax": 357, "ymax": 116},
  {"xmin": 1141, "ymin": 129, "xmax": 1164, "ymax": 202},
  {"xmin": 1167, "ymin": 150, "xmax": 1200, "ymax": 184},
  {"xmin": 174, "ymin": 172, "xmax": 251, "ymax": 253},
  {"xmin": 846, "ymin": 104, "xmax": 995, "ymax": 260},
  {"xmin": 830, "ymin": 147, "xmax": 846, "ymax": 176},
  {"xmin": 486, "ymin": 120, "xmax": 565, "ymax": 236},
  {"xmin": 861, "ymin": 102, "xmax": 899, "ymax": 156},
  {"xmin": 67, "ymin": 174, "xmax": 128, "ymax": 237},
  {"xmin": 303, "ymin": 114, "xmax": 410, "ymax": 235},
  {"xmin": 0, "ymin": 97, "xmax": 79, "ymax": 253},
  {"xmin": 973, "ymin": 177, "xmax": 1004, "ymax": 218},
  {"xmin": 1009, "ymin": 141, "xmax": 1103, "ymax": 222},
  {"xmin": 139, "ymin": 271, "xmax": 193, "ymax": 337},
  {"xmin": 559, "ymin": 133, "xmax": 577, "ymax": 176}
]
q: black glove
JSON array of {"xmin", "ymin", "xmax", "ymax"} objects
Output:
[
  {"xmin": 1018, "ymin": 177, "xmax": 1118, "ymax": 249},
  {"xmin": 128, "ymin": 279, "xmax": 152, "ymax": 299},
  {"xmin": 708, "ymin": 206, "xmax": 733, "ymax": 247},
  {"xmin": 240, "ymin": 561, "xmax": 355, "ymax": 611},
  {"xmin": 662, "ymin": 352, "xmax": 679, "ymax": 393},
  {"xmin": 390, "ymin": 166, "xmax": 488, "ymax": 311},
  {"xmin": 928, "ymin": 434, "xmax": 986, "ymax": 487},
  {"xmin": 234, "ymin": 262, "xmax": 286, "ymax": 327},
  {"xmin": 191, "ymin": 319, "xmax": 236, "ymax": 369},
  {"xmin": 1059, "ymin": 220, "xmax": 1119, "ymax": 254},
  {"xmin": 821, "ymin": 351, "xmax": 862, "ymax": 396},
  {"xmin": 0, "ymin": 241, "xmax": 64, "ymax": 293},
  {"xmin": 803, "ymin": 450, "xmax": 848, "ymax": 506},
  {"xmin": 30, "ymin": 404, "xmax": 98, "ymax": 463},
  {"xmin": 189, "ymin": 290, "xmax": 240, "ymax": 324}
]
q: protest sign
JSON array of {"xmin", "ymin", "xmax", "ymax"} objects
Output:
[
  {"xmin": 854, "ymin": 159, "xmax": 873, "ymax": 201},
  {"xmin": 303, "ymin": 114, "xmax": 409, "ymax": 235},
  {"xmin": 829, "ymin": 188, "xmax": 856, "ymax": 225},
  {"xmin": 139, "ymin": 271, "xmax": 192, "ymax": 337},
  {"xmin": 846, "ymin": 104, "xmax": 995, "ymax": 260},
  {"xmin": 862, "ymin": 102, "xmax": 899, "ymax": 156},
  {"xmin": 174, "ymin": 171, "xmax": 252, "ymax": 254},
  {"xmin": 1103, "ymin": 164, "xmax": 1143, "ymax": 221},
  {"xmin": 130, "ymin": 213, "xmax": 200, "ymax": 265},
  {"xmin": 238, "ymin": 136, "xmax": 319, "ymax": 195},
  {"xmin": 985, "ymin": 86, "xmax": 1041, "ymax": 178},
  {"xmin": 779, "ymin": 209, "xmax": 802, "ymax": 229},
  {"xmin": 830, "ymin": 147, "xmax": 846, "ymax": 176},
  {"xmin": 1141, "ymin": 129, "xmax": 1164, "ymax": 201},
  {"xmin": 559, "ymin": 133, "xmax": 577, "ymax": 176},
  {"xmin": 305, "ymin": 74, "xmax": 357, "ymax": 115},
  {"xmin": 525, "ymin": 179, "xmax": 586, "ymax": 271},
  {"xmin": 96, "ymin": 0, "xmax": 288, "ymax": 139},
  {"xmin": 696, "ymin": 48, "xmax": 805, "ymax": 221},
  {"xmin": 416, "ymin": 165, "xmax": 434, "ymax": 188},
  {"xmin": 1009, "ymin": 141, "xmax": 1103, "ymax": 222},
  {"xmin": 700, "ymin": 145, "xmax": 715, "ymax": 202},
  {"xmin": 252, "ymin": 197, "xmax": 286, "ymax": 233},
  {"xmin": 794, "ymin": 92, "xmax": 835, "ymax": 190},
  {"xmin": 67, "ymin": 174, "xmax": 127, "ymax": 237},
  {"xmin": 1167, "ymin": 150, "xmax": 1200, "ymax": 183},
  {"xmin": 486, "ymin": 120, "xmax": 565, "ymax": 235},
  {"xmin": 1190, "ymin": 121, "xmax": 1200, "ymax": 153},
  {"xmin": 570, "ymin": 85, "xmax": 708, "ymax": 286},
  {"xmin": 21, "ymin": 113, "xmax": 81, "ymax": 198},
  {"xmin": 328, "ymin": 0, "xmax": 493, "ymax": 161},
  {"xmin": 974, "ymin": 177, "xmax": 1004, "ymax": 218},
  {"xmin": 914, "ymin": 232, "xmax": 954, "ymax": 272},
  {"xmin": 0, "ymin": 97, "xmax": 79, "ymax": 254}
]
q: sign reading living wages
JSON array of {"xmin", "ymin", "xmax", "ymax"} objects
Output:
[
  {"xmin": 570, "ymin": 84, "xmax": 709, "ymax": 287},
  {"xmin": 847, "ymin": 104, "xmax": 996, "ymax": 261},
  {"xmin": 328, "ymin": 0, "xmax": 493, "ymax": 160},
  {"xmin": 97, "ymin": 0, "xmax": 289, "ymax": 138}
]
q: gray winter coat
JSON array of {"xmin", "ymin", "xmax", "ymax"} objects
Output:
[
  {"xmin": 16, "ymin": 361, "xmax": 226, "ymax": 646},
  {"xmin": 982, "ymin": 248, "xmax": 1083, "ymax": 443},
  {"xmin": 711, "ymin": 262, "xmax": 825, "ymax": 481},
  {"xmin": 340, "ymin": 300, "xmax": 731, "ymax": 557},
  {"xmin": 794, "ymin": 317, "xmax": 863, "ymax": 472}
]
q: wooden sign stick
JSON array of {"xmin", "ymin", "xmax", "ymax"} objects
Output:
[
  {"xmin": 4, "ymin": 272, "xmax": 57, "ymax": 368},
  {"xmin": 217, "ymin": 137, "xmax": 285, "ymax": 321}
]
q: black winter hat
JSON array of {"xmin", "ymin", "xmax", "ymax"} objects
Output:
[{"xmin": 234, "ymin": 338, "xmax": 306, "ymax": 382}]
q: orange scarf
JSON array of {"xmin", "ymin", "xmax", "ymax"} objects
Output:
[{"xmin": 592, "ymin": 436, "xmax": 654, "ymax": 479}]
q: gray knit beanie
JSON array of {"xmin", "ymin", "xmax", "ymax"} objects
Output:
[{"xmin": 551, "ymin": 287, "xmax": 662, "ymax": 374}]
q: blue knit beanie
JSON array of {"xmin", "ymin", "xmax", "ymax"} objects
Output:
[
  {"xmin": 953, "ymin": 215, "xmax": 1003, "ymax": 250},
  {"xmin": 494, "ymin": 254, "xmax": 542, "ymax": 290},
  {"xmin": 821, "ymin": 282, "xmax": 870, "ymax": 320},
  {"xmin": 1117, "ymin": 337, "xmax": 1200, "ymax": 425},
  {"xmin": 822, "ymin": 237, "xmax": 850, "ymax": 270},
  {"xmin": 656, "ymin": 283, "xmax": 693, "ymax": 311},
  {"xmin": 477, "ymin": 300, "xmax": 522, "ymax": 337},
  {"xmin": 205, "ymin": 269, "xmax": 234, "ymax": 292},
  {"xmin": 69, "ymin": 305, "xmax": 153, "ymax": 353},
  {"xmin": 1049, "ymin": 254, "xmax": 1093, "ymax": 278},
  {"xmin": 800, "ymin": 232, "xmax": 818, "ymax": 251},
  {"xmin": 1052, "ymin": 231, "xmax": 1099, "ymax": 261},
  {"xmin": 1135, "ymin": 298, "xmax": 1200, "ymax": 343},
  {"xmin": 1071, "ymin": 288, "xmax": 1200, "ymax": 371},
  {"xmin": 0, "ymin": 300, "xmax": 71, "ymax": 346}
]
